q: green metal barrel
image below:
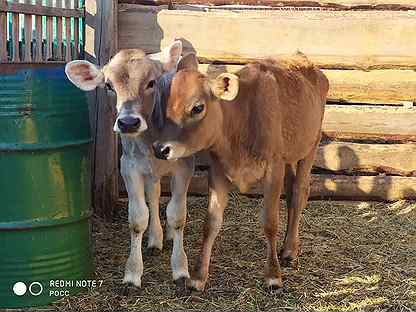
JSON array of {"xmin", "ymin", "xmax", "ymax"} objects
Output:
[{"xmin": 0, "ymin": 64, "xmax": 94, "ymax": 308}]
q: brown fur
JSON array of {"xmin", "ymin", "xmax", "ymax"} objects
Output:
[{"xmin": 156, "ymin": 53, "xmax": 329, "ymax": 290}]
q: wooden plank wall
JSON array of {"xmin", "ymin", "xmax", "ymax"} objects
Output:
[
  {"xmin": 120, "ymin": 0, "xmax": 416, "ymax": 10},
  {"xmin": 85, "ymin": 0, "xmax": 119, "ymax": 218},
  {"xmin": 117, "ymin": 2, "xmax": 416, "ymax": 201},
  {"xmin": 0, "ymin": 0, "xmax": 83, "ymax": 63}
]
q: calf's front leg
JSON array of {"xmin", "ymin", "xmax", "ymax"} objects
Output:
[
  {"xmin": 189, "ymin": 162, "xmax": 229, "ymax": 291},
  {"xmin": 167, "ymin": 159, "xmax": 194, "ymax": 287},
  {"xmin": 121, "ymin": 158, "xmax": 149, "ymax": 288}
]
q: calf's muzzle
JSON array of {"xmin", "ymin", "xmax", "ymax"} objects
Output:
[
  {"xmin": 153, "ymin": 142, "xmax": 171, "ymax": 160},
  {"xmin": 118, "ymin": 116, "xmax": 141, "ymax": 133}
]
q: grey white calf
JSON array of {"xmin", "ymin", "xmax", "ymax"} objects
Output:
[{"xmin": 65, "ymin": 41, "xmax": 194, "ymax": 289}]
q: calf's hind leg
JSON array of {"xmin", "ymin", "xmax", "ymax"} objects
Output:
[
  {"xmin": 145, "ymin": 178, "xmax": 163, "ymax": 252},
  {"xmin": 281, "ymin": 147, "xmax": 316, "ymax": 267},
  {"xmin": 262, "ymin": 160, "xmax": 285, "ymax": 289}
]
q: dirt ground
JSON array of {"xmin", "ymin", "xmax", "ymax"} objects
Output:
[{"xmin": 33, "ymin": 196, "xmax": 416, "ymax": 311}]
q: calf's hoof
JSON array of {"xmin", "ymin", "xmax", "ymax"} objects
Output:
[
  {"xmin": 187, "ymin": 278, "xmax": 207, "ymax": 292},
  {"xmin": 122, "ymin": 271, "xmax": 142, "ymax": 289},
  {"xmin": 280, "ymin": 254, "xmax": 299, "ymax": 269},
  {"xmin": 174, "ymin": 277, "xmax": 191, "ymax": 297},
  {"xmin": 144, "ymin": 246, "xmax": 162, "ymax": 257},
  {"xmin": 120, "ymin": 282, "xmax": 142, "ymax": 296}
]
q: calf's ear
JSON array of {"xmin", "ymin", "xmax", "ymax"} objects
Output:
[
  {"xmin": 65, "ymin": 60, "xmax": 104, "ymax": 91},
  {"xmin": 177, "ymin": 52, "xmax": 198, "ymax": 71},
  {"xmin": 210, "ymin": 73, "xmax": 239, "ymax": 101},
  {"xmin": 149, "ymin": 40, "xmax": 183, "ymax": 71}
]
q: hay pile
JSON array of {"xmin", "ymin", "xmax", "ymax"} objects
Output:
[{"xmin": 40, "ymin": 196, "xmax": 416, "ymax": 311}]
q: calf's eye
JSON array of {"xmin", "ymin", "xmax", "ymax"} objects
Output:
[
  {"xmin": 146, "ymin": 80, "xmax": 155, "ymax": 89},
  {"xmin": 191, "ymin": 103, "xmax": 205, "ymax": 116},
  {"xmin": 105, "ymin": 82, "xmax": 115, "ymax": 94}
]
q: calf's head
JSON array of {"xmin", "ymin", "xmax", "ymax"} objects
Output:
[
  {"xmin": 65, "ymin": 41, "xmax": 183, "ymax": 136},
  {"xmin": 153, "ymin": 54, "xmax": 240, "ymax": 160}
]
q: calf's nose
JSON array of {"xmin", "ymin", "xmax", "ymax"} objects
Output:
[
  {"xmin": 153, "ymin": 142, "xmax": 170, "ymax": 160},
  {"xmin": 117, "ymin": 116, "xmax": 141, "ymax": 133}
]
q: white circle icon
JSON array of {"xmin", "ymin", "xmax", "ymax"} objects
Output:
[
  {"xmin": 29, "ymin": 282, "xmax": 43, "ymax": 296},
  {"xmin": 13, "ymin": 282, "xmax": 27, "ymax": 296}
]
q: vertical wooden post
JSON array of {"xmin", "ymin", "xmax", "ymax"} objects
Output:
[
  {"xmin": 35, "ymin": 0, "xmax": 43, "ymax": 62},
  {"xmin": 24, "ymin": 0, "xmax": 32, "ymax": 62},
  {"xmin": 56, "ymin": 0, "xmax": 63, "ymax": 60},
  {"xmin": 0, "ymin": 8, "xmax": 7, "ymax": 62},
  {"xmin": 74, "ymin": 0, "xmax": 79, "ymax": 59},
  {"xmin": 46, "ymin": 0, "xmax": 53, "ymax": 60},
  {"xmin": 85, "ymin": 0, "xmax": 118, "ymax": 218},
  {"xmin": 64, "ymin": 0, "xmax": 71, "ymax": 61},
  {"xmin": 11, "ymin": 11, "xmax": 20, "ymax": 62}
]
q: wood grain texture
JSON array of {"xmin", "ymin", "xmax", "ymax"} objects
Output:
[
  {"xmin": 11, "ymin": 12, "xmax": 19, "ymax": 62},
  {"xmin": 315, "ymin": 142, "xmax": 416, "ymax": 176},
  {"xmin": 0, "ymin": 10, "xmax": 7, "ymax": 62},
  {"xmin": 86, "ymin": 0, "xmax": 119, "ymax": 218},
  {"xmin": 158, "ymin": 172, "xmax": 416, "ymax": 201},
  {"xmin": 64, "ymin": 0, "xmax": 71, "ymax": 61},
  {"xmin": 323, "ymin": 106, "xmax": 416, "ymax": 142},
  {"xmin": 56, "ymin": 0, "xmax": 63, "ymax": 60},
  {"xmin": 35, "ymin": 0, "xmax": 43, "ymax": 62},
  {"xmin": 0, "ymin": 0, "xmax": 84, "ymax": 17},
  {"xmin": 74, "ymin": 0, "xmax": 79, "ymax": 59},
  {"xmin": 199, "ymin": 64, "xmax": 416, "ymax": 105},
  {"xmin": 118, "ymin": 5, "xmax": 416, "ymax": 70},
  {"xmin": 119, "ymin": 0, "xmax": 416, "ymax": 9},
  {"xmin": 195, "ymin": 142, "xmax": 416, "ymax": 176},
  {"xmin": 24, "ymin": 0, "xmax": 32, "ymax": 62}
]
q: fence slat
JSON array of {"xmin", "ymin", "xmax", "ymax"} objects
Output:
[
  {"xmin": 24, "ymin": 1, "xmax": 32, "ymax": 62},
  {"xmin": 35, "ymin": 0, "xmax": 42, "ymax": 62},
  {"xmin": 64, "ymin": 0, "xmax": 71, "ymax": 61},
  {"xmin": 56, "ymin": 0, "xmax": 63, "ymax": 60},
  {"xmin": 0, "ymin": 10, "xmax": 7, "ymax": 62},
  {"xmin": 46, "ymin": 0, "xmax": 53, "ymax": 60},
  {"xmin": 12, "ymin": 12, "xmax": 20, "ymax": 62},
  {"xmin": 74, "ymin": 0, "xmax": 79, "ymax": 58}
]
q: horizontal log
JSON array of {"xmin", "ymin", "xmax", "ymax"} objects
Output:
[
  {"xmin": 0, "ymin": 1, "xmax": 84, "ymax": 17},
  {"xmin": 159, "ymin": 172, "xmax": 416, "ymax": 201},
  {"xmin": 324, "ymin": 70, "xmax": 416, "ymax": 105},
  {"xmin": 119, "ymin": 0, "xmax": 416, "ymax": 10},
  {"xmin": 315, "ymin": 142, "xmax": 416, "ymax": 176},
  {"xmin": 199, "ymin": 64, "xmax": 416, "ymax": 105},
  {"xmin": 195, "ymin": 142, "xmax": 416, "ymax": 176},
  {"xmin": 118, "ymin": 5, "xmax": 416, "ymax": 70},
  {"xmin": 323, "ymin": 106, "xmax": 416, "ymax": 142}
]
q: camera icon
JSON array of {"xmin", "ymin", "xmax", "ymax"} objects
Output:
[{"xmin": 12, "ymin": 282, "xmax": 43, "ymax": 296}]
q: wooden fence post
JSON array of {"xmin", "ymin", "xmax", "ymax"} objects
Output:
[
  {"xmin": 0, "ymin": 5, "xmax": 7, "ymax": 62},
  {"xmin": 85, "ymin": 0, "xmax": 119, "ymax": 218}
]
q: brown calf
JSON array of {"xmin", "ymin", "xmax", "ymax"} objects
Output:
[{"xmin": 153, "ymin": 52, "xmax": 329, "ymax": 290}]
